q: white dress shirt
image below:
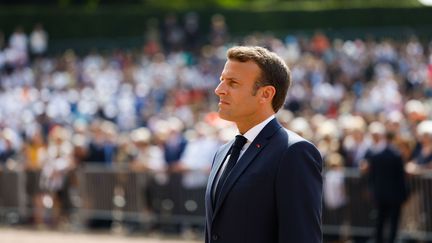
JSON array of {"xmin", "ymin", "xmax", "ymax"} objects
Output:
[{"xmin": 212, "ymin": 115, "xmax": 275, "ymax": 198}]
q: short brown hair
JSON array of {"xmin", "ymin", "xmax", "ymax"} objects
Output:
[{"xmin": 227, "ymin": 46, "xmax": 291, "ymax": 112}]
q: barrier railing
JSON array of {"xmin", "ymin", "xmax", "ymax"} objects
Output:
[
  {"xmin": 323, "ymin": 169, "xmax": 432, "ymax": 241},
  {"xmin": 0, "ymin": 166, "xmax": 431, "ymax": 241}
]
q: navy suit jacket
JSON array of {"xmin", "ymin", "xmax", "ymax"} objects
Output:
[
  {"xmin": 205, "ymin": 118, "xmax": 323, "ymax": 243},
  {"xmin": 365, "ymin": 145, "xmax": 408, "ymax": 205}
]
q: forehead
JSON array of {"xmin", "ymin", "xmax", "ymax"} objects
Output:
[{"xmin": 220, "ymin": 59, "xmax": 261, "ymax": 81}]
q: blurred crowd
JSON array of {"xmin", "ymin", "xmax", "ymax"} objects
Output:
[{"xmin": 1, "ymin": 13, "xmax": 432, "ymax": 230}]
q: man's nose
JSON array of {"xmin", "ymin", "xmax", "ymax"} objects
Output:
[{"xmin": 215, "ymin": 82, "xmax": 226, "ymax": 96}]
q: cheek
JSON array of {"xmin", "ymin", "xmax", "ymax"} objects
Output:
[{"xmin": 240, "ymin": 97, "xmax": 260, "ymax": 111}]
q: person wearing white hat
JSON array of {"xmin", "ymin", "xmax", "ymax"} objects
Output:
[
  {"xmin": 129, "ymin": 127, "xmax": 165, "ymax": 172},
  {"xmin": 407, "ymin": 120, "xmax": 432, "ymax": 173}
]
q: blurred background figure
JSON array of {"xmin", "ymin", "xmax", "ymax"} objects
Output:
[
  {"xmin": 174, "ymin": 122, "xmax": 220, "ymax": 189},
  {"xmin": 39, "ymin": 125, "xmax": 74, "ymax": 228},
  {"xmin": 323, "ymin": 152, "xmax": 348, "ymax": 243},
  {"xmin": 183, "ymin": 12, "xmax": 200, "ymax": 54},
  {"xmin": 324, "ymin": 153, "xmax": 347, "ymax": 211},
  {"xmin": 83, "ymin": 120, "xmax": 118, "ymax": 166},
  {"xmin": 23, "ymin": 126, "xmax": 47, "ymax": 227},
  {"xmin": 363, "ymin": 124, "xmax": 408, "ymax": 243},
  {"xmin": 161, "ymin": 14, "xmax": 185, "ymax": 53},
  {"xmin": 161, "ymin": 117, "xmax": 187, "ymax": 171},
  {"xmin": 29, "ymin": 23, "xmax": 48, "ymax": 59},
  {"xmin": 129, "ymin": 127, "xmax": 165, "ymax": 173},
  {"xmin": 0, "ymin": 128, "xmax": 22, "ymax": 171},
  {"xmin": 209, "ymin": 14, "xmax": 229, "ymax": 47},
  {"xmin": 407, "ymin": 120, "xmax": 432, "ymax": 173},
  {"xmin": 341, "ymin": 116, "xmax": 369, "ymax": 168},
  {"xmin": 6, "ymin": 26, "xmax": 28, "ymax": 68}
]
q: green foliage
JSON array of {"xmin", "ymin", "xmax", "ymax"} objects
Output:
[
  {"xmin": 2, "ymin": 0, "xmax": 425, "ymax": 11},
  {"xmin": 216, "ymin": 0, "xmax": 247, "ymax": 8},
  {"xmin": 58, "ymin": 0, "xmax": 71, "ymax": 7},
  {"xmin": 224, "ymin": 0, "xmax": 422, "ymax": 11},
  {"xmin": 143, "ymin": 0, "xmax": 218, "ymax": 10},
  {"xmin": 136, "ymin": 0, "xmax": 423, "ymax": 11},
  {"xmin": 84, "ymin": 0, "xmax": 100, "ymax": 12},
  {"xmin": 0, "ymin": 1, "xmax": 431, "ymax": 43}
]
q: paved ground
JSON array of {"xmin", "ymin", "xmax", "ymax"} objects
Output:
[{"xmin": 0, "ymin": 228, "xmax": 202, "ymax": 243}]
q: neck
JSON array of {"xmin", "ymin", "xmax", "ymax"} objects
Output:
[{"xmin": 236, "ymin": 111, "xmax": 274, "ymax": 134}]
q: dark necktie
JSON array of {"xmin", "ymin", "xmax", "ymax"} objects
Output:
[{"xmin": 214, "ymin": 135, "xmax": 247, "ymax": 206}]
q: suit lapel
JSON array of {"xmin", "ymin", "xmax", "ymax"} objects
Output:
[
  {"xmin": 205, "ymin": 141, "xmax": 233, "ymax": 216},
  {"xmin": 212, "ymin": 118, "xmax": 282, "ymax": 219}
]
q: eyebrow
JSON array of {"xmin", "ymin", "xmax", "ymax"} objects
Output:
[{"xmin": 220, "ymin": 76, "xmax": 238, "ymax": 82}]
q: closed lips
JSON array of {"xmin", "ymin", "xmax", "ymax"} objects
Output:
[{"xmin": 219, "ymin": 100, "xmax": 229, "ymax": 105}]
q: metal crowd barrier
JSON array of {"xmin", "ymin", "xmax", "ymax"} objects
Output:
[
  {"xmin": 0, "ymin": 169, "xmax": 26, "ymax": 224},
  {"xmin": 71, "ymin": 165, "xmax": 207, "ymax": 232},
  {"xmin": 323, "ymin": 169, "xmax": 432, "ymax": 242},
  {"xmin": 1, "ymin": 166, "xmax": 432, "ymax": 241}
]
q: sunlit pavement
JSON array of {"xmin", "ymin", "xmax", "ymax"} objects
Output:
[{"xmin": 0, "ymin": 227, "xmax": 202, "ymax": 243}]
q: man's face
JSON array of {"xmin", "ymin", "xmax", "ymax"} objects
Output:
[{"xmin": 215, "ymin": 60, "xmax": 262, "ymax": 123}]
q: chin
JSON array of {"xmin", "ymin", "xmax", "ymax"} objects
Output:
[{"xmin": 217, "ymin": 110, "xmax": 233, "ymax": 122}]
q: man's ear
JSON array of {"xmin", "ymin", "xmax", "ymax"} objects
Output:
[{"xmin": 260, "ymin": 85, "xmax": 276, "ymax": 104}]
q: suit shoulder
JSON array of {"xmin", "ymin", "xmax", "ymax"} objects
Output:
[
  {"xmin": 279, "ymin": 128, "xmax": 322, "ymax": 160},
  {"xmin": 277, "ymin": 128, "xmax": 323, "ymax": 172},
  {"xmin": 281, "ymin": 128, "xmax": 313, "ymax": 147}
]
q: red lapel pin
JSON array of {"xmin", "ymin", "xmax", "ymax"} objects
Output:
[{"xmin": 256, "ymin": 144, "xmax": 261, "ymax": 148}]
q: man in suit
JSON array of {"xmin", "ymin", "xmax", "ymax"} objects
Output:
[
  {"xmin": 205, "ymin": 46, "xmax": 323, "ymax": 243},
  {"xmin": 363, "ymin": 123, "xmax": 408, "ymax": 243}
]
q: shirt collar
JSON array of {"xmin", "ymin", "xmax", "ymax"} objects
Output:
[{"xmin": 241, "ymin": 115, "xmax": 275, "ymax": 143}]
